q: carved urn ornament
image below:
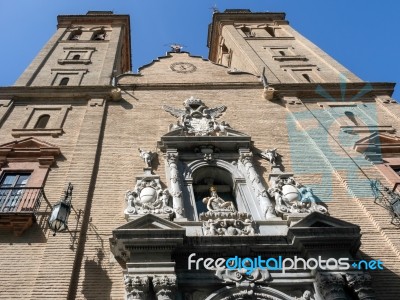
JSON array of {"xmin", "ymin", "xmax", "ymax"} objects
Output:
[{"xmin": 163, "ymin": 96, "xmax": 228, "ymax": 136}]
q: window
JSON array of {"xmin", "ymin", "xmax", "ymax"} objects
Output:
[
  {"xmin": 34, "ymin": 114, "xmax": 50, "ymax": 129},
  {"xmin": 59, "ymin": 77, "xmax": 69, "ymax": 86},
  {"xmin": 0, "ymin": 173, "xmax": 30, "ymax": 212},
  {"xmin": 92, "ymin": 30, "xmax": 106, "ymax": 40},
  {"xmin": 72, "ymin": 54, "xmax": 81, "ymax": 60},
  {"xmin": 69, "ymin": 30, "xmax": 82, "ymax": 41}
]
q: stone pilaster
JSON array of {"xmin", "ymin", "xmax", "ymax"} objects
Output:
[
  {"xmin": 166, "ymin": 150, "xmax": 184, "ymax": 218},
  {"xmin": 316, "ymin": 273, "xmax": 346, "ymax": 300}
]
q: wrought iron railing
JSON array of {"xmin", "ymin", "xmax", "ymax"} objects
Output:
[
  {"xmin": 0, "ymin": 187, "xmax": 46, "ymax": 213},
  {"xmin": 370, "ymin": 179, "xmax": 400, "ymax": 225}
]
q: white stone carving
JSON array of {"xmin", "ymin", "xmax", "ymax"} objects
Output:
[
  {"xmin": 162, "ymin": 96, "xmax": 228, "ymax": 136},
  {"xmin": 268, "ymin": 176, "xmax": 328, "ymax": 215},
  {"xmin": 260, "ymin": 148, "xmax": 278, "ymax": 166},
  {"xmin": 138, "ymin": 148, "xmax": 156, "ymax": 168},
  {"xmin": 216, "ymin": 267, "xmax": 271, "ymax": 285},
  {"xmin": 166, "ymin": 151, "xmax": 185, "ymax": 218},
  {"xmin": 125, "ymin": 177, "xmax": 173, "ymax": 216},
  {"xmin": 239, "ymin": 152, "xmax": 276, "ymax": 219},
  {"xmin": 199, "ymin": 187, "xmax": 256, "ymax": 236},
  {"xmin": 202, "ymin": 186, "xmax": 236, "ymax": 212},
  {"xmin": 124, "ymin": 275, "xmax": 149, "ymax": 300}
]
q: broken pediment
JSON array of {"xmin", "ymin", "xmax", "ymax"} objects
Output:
[
  {"xmin": 116, "ymin": 52, "xmax": 260, "ymax": 85},
  {"xmin": 354, "ymin": 133, "xmax": 400, "ymax": 160},
  {"xmin": 110, "ymin": 214, "xmax": 185, "ymax": 262},
  {"xmin": 290, "ymin": 212, "xmax": 359, "ymax": 229},
  {"xmin": 0, "ymin": 137, "xmax": 60, "ymax": 166},
  {"xmin": 288, "ymin": 212, "xmax": 361, "ymax": 254},
  {"xmin": 114, "ymin": 213, "xmax": 184, "ymax": 231}
]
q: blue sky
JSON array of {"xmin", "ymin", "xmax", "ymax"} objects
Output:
[{"xmin": 0, "ymin": 0, "xmax": 399, "ymax": 99}]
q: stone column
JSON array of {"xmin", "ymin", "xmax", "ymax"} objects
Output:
[
  {"xmin": 166, "ymin": 150, "xmax": 185, "ymax": 218},
  {"xmin": 124, "ymin": 275, "xmax": 149, "ymax": 300},
  {"xmin": 316, "ymin": 272, "xmax": 346, "ymax": 300},
  {"xmin": 346, "ymin": 273, "xmax": 375, "ymax": 300},
  {"xmin": 153, "ymin": 275, "xmax": 177, "ymax": 300},
  {"xmin": 239, "ymin": 150, "xmax": 276, "ymax": 219}
]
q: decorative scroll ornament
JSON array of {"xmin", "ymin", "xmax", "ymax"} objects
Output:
[
  {"xmin": 200, "ymin": 187, "xmax": 256, "ymax": 236},
  {"xmin": 216, "ymin": 267, "xmax": 271, "ymax": 286},
  {"xmin": 268, "ymin": 176, "xmax": 328, "ymax": 215},
  {"xmin": 125, "ymin": 178, "xmax": 173, "ymax": 215},
  {"xmin": 163, "ymin": 96, "xmax": 228, "ymax": 136}
]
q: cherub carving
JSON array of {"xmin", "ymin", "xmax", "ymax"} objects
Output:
[{"xmin": 138, "ymin": 148, "xmax": 156, "ymax": 168}]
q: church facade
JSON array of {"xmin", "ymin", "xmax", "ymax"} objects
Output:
[{"xmin": 0, "ymin": 10, "xmax": 399, "ymax": 300}]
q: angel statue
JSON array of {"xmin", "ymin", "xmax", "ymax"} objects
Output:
[
  {"xmin": 162, "ymin": 96, "xmax": 227, "ymax": 136},
  {"xmin": 138, "ymin": 148, "xmax": 156, "ymax": 168}
]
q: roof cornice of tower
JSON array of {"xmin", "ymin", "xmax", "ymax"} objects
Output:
[{"xmin": 57, "ymin": 13, "xmax": 130, "ymax": 27}]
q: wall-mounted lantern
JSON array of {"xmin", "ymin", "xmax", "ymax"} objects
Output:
[{"xmin": 48, "ymin": 183, "xmax": 73, "ymax": 236}]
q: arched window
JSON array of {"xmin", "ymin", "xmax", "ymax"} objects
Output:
[
  {"xmin": 72, "ymin": 54, "xmax": 80, "ymax": 60},
  {"xmin": 92, "ymin": 30, "xmax": 106, "ymax": 40},
  {"xmin": 59, "ymin": 77, "xmax": 69, "ymax": 86},
  {"xmin": 265, "ymin": 26, "xmax": 275, "ymax": 37},
  {"xmin": 69, "ymin": 30, "xmax": 82, "ymax": 41},
  {"xmin": 34, "ymin": 115, "xmax": 50, "ymax": 129}
]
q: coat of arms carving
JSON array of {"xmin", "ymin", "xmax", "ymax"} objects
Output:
[{"xmin": 162, "ymin": 96, "xmax": 228, "ymax": 136}]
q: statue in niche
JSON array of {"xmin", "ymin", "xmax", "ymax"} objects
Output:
[
  {"xmin": 162, "ymin": 96, "xmax": 229, "ymax": 136},
  {"xmin": 138, "ymin": 148, "xmax": 156, "ymax": 168},
  {"xmin": 268, "ymin": 176, "xmax": 328, "ymax": 214},
  {"xmin": 125, "ymin": 178, "xmax": 173, "ymax": 215},
  {"xmin": 202, "ymin": 186, "xmax": 236, "ymax": 212}
]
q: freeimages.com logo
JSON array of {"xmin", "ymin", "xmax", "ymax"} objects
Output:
[{"xmin": 188, "ymin": 253, "xmax": 384, "ymax": 274}]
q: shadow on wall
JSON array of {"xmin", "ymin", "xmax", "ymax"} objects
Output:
[
  {"xmin": 81, "ymin": 249, "xmax": 112, "ymax": 300},
  {"xmin": 0, "ymin": 220, "xmax": 48, "ymax": 244}
]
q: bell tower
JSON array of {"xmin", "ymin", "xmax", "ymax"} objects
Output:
[
  {"xmin": 14, "ymin": 11, "xmax": 131, "ymax": 86},
  {"xmin": 208, "ymin": 9, "xmax": 361, "ymax": 84}
]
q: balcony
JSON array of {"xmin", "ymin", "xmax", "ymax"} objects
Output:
[{"xmin": 0, "ymin": 187, "xmax": 47, "ymax": 236}]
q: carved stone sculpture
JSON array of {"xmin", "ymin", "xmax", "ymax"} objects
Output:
[
  {"xmin": 316, "ymin": 272, "xmax": 346, "ymax": 300},
  {"xmin": 152, "ymin": 275, "xmax": 177, "ymax": 300},
  {"xmin": 162, "ymin": 96, "xmax": 228, "ymax": 136},
  {"xmin": 202, "ymin": 186, "xmax": 236, "ymax": 212},
  {"xmin": 124, "ymin": 275, "xmax": 149, "ymax": 300},
  {"xmin": 125, "ymin": 177, "xmax": 173, "ymax": 216},
  {"xmin": 138, "ymin": 148, "xmax": 156, "ymax": 168},
  {"xmin": 268, "ymin": 176, "xmax": 328, "ymax": 215},
  {"xmin": 346, "ymin": 273, "xmax": 375, "ymax": 300},
  {"xmin": 202, "ymin": 218, "xmax": 256, "ymax": 236},
  {"xmin": 295, "ymin": 290, "xmax": 315, "ymax": 300},
  {"xmin": 260, "ymin": 148, "xmax": 278, "ymax": 166},
  {"xmin": 216, "ymin": 267, "xmax": 271, "ymax": 286}
]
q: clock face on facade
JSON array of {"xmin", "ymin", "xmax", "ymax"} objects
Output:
[{"xmin": 170, "ymin": 62, "xmax": 197, "ymax": 73}]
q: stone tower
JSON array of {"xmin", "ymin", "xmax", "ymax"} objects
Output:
[
  {"xmin": 14, "ymin": 11, "xmax": 130, "ymax": 86},
  {"xmin": 0, "ymin": 9, "xmax": 400, "ymax": 300}
]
